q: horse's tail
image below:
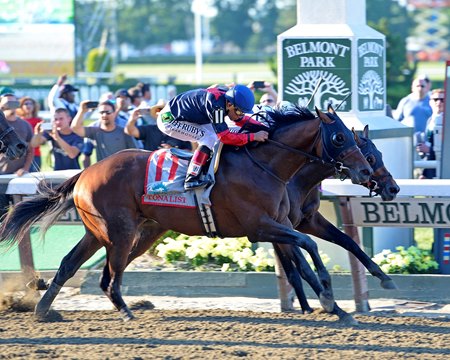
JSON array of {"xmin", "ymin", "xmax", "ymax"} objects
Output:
[{"xmin": 0, "ymin": 171, "xmax": 82, "ymax": 247}]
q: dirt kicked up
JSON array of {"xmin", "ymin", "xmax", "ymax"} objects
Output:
[{"xmin": 0, "ymin": 307, "xmax": 449, "ymax": 359}]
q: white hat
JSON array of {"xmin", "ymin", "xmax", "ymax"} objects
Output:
[{"xmin": 150, "ymin": 99, "xmax": 167, "ymax": 118}]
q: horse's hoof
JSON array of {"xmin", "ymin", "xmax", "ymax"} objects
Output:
[
  {"xmin": 381, "ymin": 278, "xmax": 398, "ymax": 290},
  {"xmin": 119, "ymin": 307, "xmax": 135, "ymax": 322},
  {"xmin": 339, "ymin": 313, "xmax": 359, "ymax": 326},
  {"xmin": 34, "ymin": 309, "xmax": 63, "ymax": 322},
  {"xmin": 302, "ymin": 307, "xmax": 314, "ymax": 314},
  {"xmin": 319, "ymin": 292, "xmax": 335, "ymax": 313}
]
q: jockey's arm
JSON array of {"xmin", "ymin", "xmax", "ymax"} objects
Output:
[{"xmin": 216, "ymin": 123, "xmax": 268, "ymax": 146}]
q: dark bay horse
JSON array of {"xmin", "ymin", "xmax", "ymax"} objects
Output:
[
  {"xmin": 274, "ymin": 124, "xmax": 400, "ymax": 313},
  {"xmin": 0, "ymin": 106, "xmax": 373, "ymax": 322},
  {"xmin": 0, "ymin": 111, "xmax": 27, "ymax": 160}
]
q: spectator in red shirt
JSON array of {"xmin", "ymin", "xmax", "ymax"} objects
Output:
[{"xmin": 17, "ymin": 97, "xmax": 43, "ymax": 172}]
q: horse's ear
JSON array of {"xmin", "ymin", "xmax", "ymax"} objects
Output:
[
  {"xmin": 327, "ymin": 104, "xmax": 336, "ymax": 115},
  {"xmin": 352, "ymin": 127, "xmax": 362, "ymax": 145},
  {"xmin": 315, "ymin": 106, "xmax": 332, "ymax": 124},
  {"xmin": 363, "ymin": 124, "xmax": 369, "ymax": 138}
]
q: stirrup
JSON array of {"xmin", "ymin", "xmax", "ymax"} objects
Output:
[{"xmin": 184, "ymin": 175, "xmax": 212, "ymax": 190}]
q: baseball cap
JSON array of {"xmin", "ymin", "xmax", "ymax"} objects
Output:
[
  {"xmin": 60, "ymin": 84, "xmax": 79, "ymax": 95},
  {"xmin": 115, "ymin": 88, "xmax": 131, "ymax": 98},
  {"xmin": 0, "ymin": 86, "xmax": 15, "ymax": 96}
]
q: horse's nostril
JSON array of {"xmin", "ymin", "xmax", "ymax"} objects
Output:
[
  {"xmin": 390, "ymin": 186, "xmax": 400, "ymax": 194},
  {"xmin": 361, "ymin": 169, "xmax": 372, "ymax": 177}
]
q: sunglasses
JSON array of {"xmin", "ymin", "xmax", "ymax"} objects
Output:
[
  {"xmin": 432, "ymin": 98, "xmax": 444, "ymax": 102},
  {"xmin": 233, "ymin": 105, "xmax": 244, "ymax": 116},
  {"xmin": 261, "ymin": 99, "xmax": 274, "ymax": 104},
  {"xmin": 99, "ymin": 110, "xmax": 113, "ymax": 115}
]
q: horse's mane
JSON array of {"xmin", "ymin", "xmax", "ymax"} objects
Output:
[{"xmin": 248, "ymin": 103, "xmax": 316, "ymax": 135}]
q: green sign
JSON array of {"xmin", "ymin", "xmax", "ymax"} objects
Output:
[
  {"xmin": 281, "ymin": 38, "xmax": 352, "ymax": 111},
  {"xmin": 357, "ymin": 39, "xmax": 385, "ymax": 111}
]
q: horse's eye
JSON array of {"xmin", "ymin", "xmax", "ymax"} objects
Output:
[
  {"xmin": 331, "ymin": 133, "xmax": 346, "ymax": 147},
  {"xmin": 366, "ymin": 154, "xmax": 376, "ymax": 165}
]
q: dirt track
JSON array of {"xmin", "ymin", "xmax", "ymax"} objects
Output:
[{"xmin": 1, "ymin": 307, "xmax": 449, "ymax": 359}]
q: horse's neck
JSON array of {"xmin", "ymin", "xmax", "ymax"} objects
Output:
[
  {"xmin": 289, "ymin": 162, "xmax": 334, "ymax": 201},
  {"xmin": 261, "ymin": 118, "xmax": 321, "ymax": 182}
]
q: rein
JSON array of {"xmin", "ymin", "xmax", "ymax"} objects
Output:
[{"xmin": 242, "ymin": 126, "xmax": 352, "ymax": 184}]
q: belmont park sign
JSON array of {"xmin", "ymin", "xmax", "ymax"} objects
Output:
[
  {"xmin": 281, "ymin": 38, "xmax": 385, "ymax": 112},
  {"xmin": 350, "ymin": 198, "xmax": 450, "ymax": 227}
]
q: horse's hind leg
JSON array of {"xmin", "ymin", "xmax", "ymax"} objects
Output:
[
  {"xmin": 35, "ymin": 232, "xmax": 101, "ymax": 319},
  {"xmin": 126, "ymin": 221, "xmax": 168, "ymax": 266},
  {"xmin": 273, "ymin": 244, "xmax": 313, "ymax": 313}
]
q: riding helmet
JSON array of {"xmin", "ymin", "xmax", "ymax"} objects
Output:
[{"xmin": 225, "ymin": 85, "xmax": 255, "ymax": 113}]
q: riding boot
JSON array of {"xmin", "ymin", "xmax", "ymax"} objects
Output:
[{"xmin": 184, "ymin": 146, "xmax": 212, "ymax": 190}]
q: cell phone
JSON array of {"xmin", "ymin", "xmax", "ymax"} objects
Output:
[
  {"xmin": 41, "ymin": 123, "xmax": 53, "ymax": 131},
  {"xmin": 86, "ymin": 101, "xmax": 99, "ymax": 109},
  {"xmin": 253, "ymin": 81, "xmax": 265, "ymax": 89},
  {"xmin": 138, "ymin": 108, "xmax": 150, "ymax": 115},
  {"xmin": 4, "ymin": 100, "xmax": 20, "ymax": 110}
]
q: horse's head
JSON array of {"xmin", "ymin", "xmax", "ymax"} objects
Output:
[
  {"xmin": 353, "ymin": 125, "xmax": 400, "ymax": 201},
  {"xmin": 315, "ymin": 105, "xmax": 372, "ymax": 184},
  {"xmin": 0, "ymin": 110, "xmax": 27, "ymax": 160}
]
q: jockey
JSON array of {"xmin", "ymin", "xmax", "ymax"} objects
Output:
[{"xmin": 157, "ymin": 84, "xmax": 269, "ymax": 190}]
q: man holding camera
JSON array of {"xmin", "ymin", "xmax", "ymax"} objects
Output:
[
  {"xmin": 30, "ymin": 108, "xmax": 84, "ymax": 170},
  {"xmin": 0, "ymin": 91, "xmax": 34, "ymax": 216}
]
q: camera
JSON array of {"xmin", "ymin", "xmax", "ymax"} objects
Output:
[
  {"xmin": 86, "ymin": 101, "xmax": 99, "ymax": 109},
  {"xmin": 253, "ymin": 81, "xmax": 265, "ymax": 89},
  {"xmin": 41, "ymin": 123, "xmax": 53, "ymax": 131}
]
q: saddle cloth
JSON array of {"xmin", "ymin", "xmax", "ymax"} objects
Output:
[{"xmin": 141, "ymin": 147, "xmax": 218, "ymax": 208}]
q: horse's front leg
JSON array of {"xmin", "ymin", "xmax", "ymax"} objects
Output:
[
  {"xmin": 251, "ymin": 219, "xmax": 334, "ymax": 313},
  {"xmin": 299, "ymin": 212, "xmax": 397, "ymax": 290}
]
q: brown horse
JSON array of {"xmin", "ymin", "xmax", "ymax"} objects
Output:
[
  {"xmin": 0, "ymin": 106, "xmax": 373, "ymax": 322},
  {"xmin": 0, "ymin": 111, "xmax": 28, "ymax": 160},
  {"xmin": 273, "ymin": 125, "xmax": 400, "ymax": 313}
]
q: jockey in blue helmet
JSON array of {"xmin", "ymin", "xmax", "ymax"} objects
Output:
[{"xmin": 157, "ymin": 84, "xmax": 269, "ymax": 190}]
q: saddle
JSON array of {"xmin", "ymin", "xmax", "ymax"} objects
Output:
[{"xmin": 141, "ymin": 144, "xmax": 224, "ymax": 237}]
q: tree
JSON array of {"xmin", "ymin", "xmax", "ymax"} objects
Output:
[
  {"xmin": 286, "ymin": 70, "xmax": 350, "ymax": 109},
  {"xmin": 359, "ymin": 70, "xmax": 384, "ymax": 110},
  {"xmin": 366, "ymin": 0, "xmax": 417, "ymax": 106},
  {"xmin": 116, "ymin": 0, "xmax": 193, "ymax": 49}
]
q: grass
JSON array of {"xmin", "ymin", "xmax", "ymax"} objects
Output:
[{"xmin": 115, "ymin": 62, "xmax": 276, "ymax": 85}]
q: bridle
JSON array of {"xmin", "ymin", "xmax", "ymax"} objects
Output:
[{"xmin": 243, "ymin": 120, "xmax": 356, "ymax": 184}]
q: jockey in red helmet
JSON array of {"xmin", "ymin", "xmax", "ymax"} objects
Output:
[{"xmin": 157, "ymin": 84, "xmax": 269, "ymax": 190}]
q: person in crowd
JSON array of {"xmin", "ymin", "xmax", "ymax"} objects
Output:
[
  {"xmin": 136, "ymin": 82, "xmax": 152, "ymax": 107},
  {"xmin": 114, "ymin": 88, "xmax": 132, "ymax": 127},
  {"xmin": 125, "ymin": 100, "xmax": 192, "ymax": 152},
  {"xmin": 128, "ymin": 86, "xmax": 143, "ymax": 110},
  {"xmin": 393, "ymin": 77, "xmax": 432, "ymax": 133},
  {"xmin": 47, "ymin": 74, "xmax": 79, "ymax": 120},
  {"xmin": 16, "ymin": 97, "xmax": 43, "ymax": 172},
  {"xmin": 416, "ymin": 88, "xmax": 445, "ymax": 179},
  {"xmin": 71, "ymin": 100, "xmax": 138, "ymax": 163},
  {"xmin": 30, "ymin": 108, "xmax": 84, "ymax": 170},
  {"xmin": 156, "ymin": 84, "xmax": 268, "ymax": 190},
  {"xmin": 247, "ymin": 81, "xmax": 278, "ymax": 107},
  {"xmin": 0, "ymin": 92, "xmax": 33, "ymax": 217}
]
